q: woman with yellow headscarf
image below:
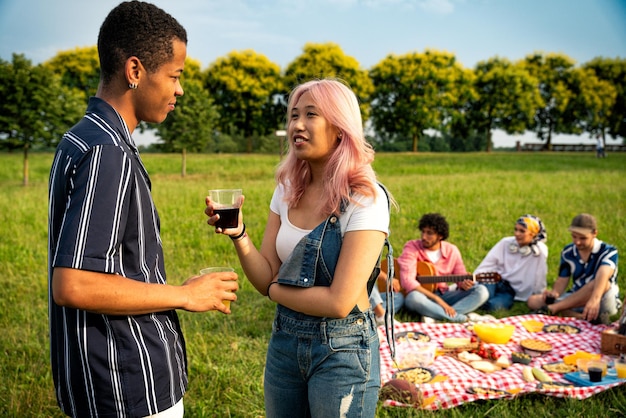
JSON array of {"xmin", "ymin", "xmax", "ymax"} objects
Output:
[{"xmin": 473, "ymin": 214, "xmax": 548, "ymax": 311}]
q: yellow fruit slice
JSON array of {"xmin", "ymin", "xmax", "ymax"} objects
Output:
[
  {"xmin": 562, "ymin": 350, "xmax": 601, "ymax": 366},
  {"xmin": 521, "ymin": 320, "xmax": 544, "ymax": 332}
]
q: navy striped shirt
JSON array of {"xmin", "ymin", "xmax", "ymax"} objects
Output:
[
  {"xmin": 48, "ymin": 97, "xmax": 187, "ymax": 417},
  {"xmin": 559, "ymin": 238, "xmax": 619, "ymax": 292}
]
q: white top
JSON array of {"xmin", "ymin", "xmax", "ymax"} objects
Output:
[
  {"xmin": 474, "ymin": 236, "xmax": 548, "ymax": 301},
  {"xmin": 270, "ymin": 183, "xmax": 390, "ymax": 262},
  {"xmin": 426, "ymin": 249, "xmax": 441, "ymax": 264}
]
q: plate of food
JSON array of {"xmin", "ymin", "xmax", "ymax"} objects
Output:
[
  {"xmin": 520, "ymin": 339, "xmax": 553, "ymax": 357},
  {"xmin": 466, "ymin": 386, "xmax": 510, "ymax": 396},
  {"xmin": 542, "ymin": 324, "xmax": 581, "ymax": 334},
  {"xmin": 392, "ymin": 367, "xmax": 435, "ymax": 384},
  {"xmin": 395, "ymin": 331, "xmax": 431, "ymax": 343},
  {"xmin": 542, "ymin": 361, "xmax": 577, "ymax": 374}
]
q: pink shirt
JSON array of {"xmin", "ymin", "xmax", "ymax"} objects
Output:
[{"xmin": 398, "ymin": 239, "xmax": 468, "ymax": 293}]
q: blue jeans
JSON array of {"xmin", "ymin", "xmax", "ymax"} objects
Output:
[
  {"xmin": 482, "ymin": 281, "xmax": 516, "ymax": 311},
  {"xmin": 404, "ymin": 284, "xmax": 489, "ymax": 322},
  {"xmin": 270, "ymin": 212, "xmax": 382, "ymax": 417},
  {"xmin": 264, "ymin": 305, "xmax": 380, "ymax": 418},
  {"xmin": 369, "ymin": 286, "xmax": 404, "ymax": 314}
]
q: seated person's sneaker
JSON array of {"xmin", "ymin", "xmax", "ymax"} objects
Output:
[{"xmin": 467, "ymin": 312, "xmax": 496, "ymax": 322}]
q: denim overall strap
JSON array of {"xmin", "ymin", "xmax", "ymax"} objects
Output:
[{"xmin": 276, "ymin": 214, "xmax": 342, "ymax": 288}]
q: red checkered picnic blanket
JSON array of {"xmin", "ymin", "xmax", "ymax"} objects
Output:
[{"xmin": 379, "ymin": 314, "xmax": 625, "ymax": 410}]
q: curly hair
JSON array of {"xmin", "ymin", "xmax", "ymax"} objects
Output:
[
  {"xmin": 97, "ymin": 1, "xmax": 187, "ymax": 85},
  {"xmin": 418, "ymin": 213, "xmax": 449, "ymax": 241}
]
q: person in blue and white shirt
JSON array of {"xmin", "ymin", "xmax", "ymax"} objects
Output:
[
  {"xmin": 528, "ymin": 213, "xmax": 620, "ymax": 324},
  {"xmin": 47, "ymin": 2, "xmax": 237, "ymax": 417}
]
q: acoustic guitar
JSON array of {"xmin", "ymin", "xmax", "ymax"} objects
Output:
[{"xmin": 416, "ymin": 260, "xmax": 501, "ymax": 292}]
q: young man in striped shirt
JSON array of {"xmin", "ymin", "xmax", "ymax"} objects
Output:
[
  {"xmin": 528, "ymin": 213, "xmax": 620, "ymax": 324},
  {"xmin": 47, "ymin": 2, "xmax": 238, "ymax": 417}
]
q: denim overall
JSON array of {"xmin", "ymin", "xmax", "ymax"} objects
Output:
[{"xmin": 264, "ymin": 213, "xmax": 381, "ymax": 418}]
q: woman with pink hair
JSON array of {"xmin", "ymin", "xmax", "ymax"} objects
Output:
[{"xmin": 206, "ymin": 78, "xmax": 392, "ymax": 417}]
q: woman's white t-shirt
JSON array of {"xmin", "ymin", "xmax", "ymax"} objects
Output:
[{"xmin": 270, "ymin": 183, "xmax": 390, "ymax": 263}]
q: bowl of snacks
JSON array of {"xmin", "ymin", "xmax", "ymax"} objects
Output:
[
  {"xmin": 396, "ymin": 342, "xmax": 437, "ymax": 368},
  {"xmin": 473, "ymin": 323, "xmax": 515, "ymax": 344}
]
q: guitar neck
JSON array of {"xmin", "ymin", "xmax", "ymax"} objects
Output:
[{"xmin": 418, "ymin": 275, "xmax": 473, "ymax": 284}]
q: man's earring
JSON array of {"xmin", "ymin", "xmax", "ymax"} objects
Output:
[{"xmin": 129, "ymin": 82, "xmax": 138, "ymax": 89}]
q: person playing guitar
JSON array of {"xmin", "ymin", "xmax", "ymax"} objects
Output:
[{"xmin": 397, "ymin": 213, "xmax": 493, "ymax": 323}]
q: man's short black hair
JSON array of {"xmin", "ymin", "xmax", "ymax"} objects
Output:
[
  {"xmin": 418, "ymin": 213, "xmax": 449, "ymax": 241},
  {"xmin": 98, "ymin": 1, "xmax": 188, "ymax": 85}
]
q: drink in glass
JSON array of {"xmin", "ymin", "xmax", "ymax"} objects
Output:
[
  {"xmin": 615, "ymin": 357, "xmax": 626, "ymax": 379},
  {"xmin": 200, "ymin": 267, "xmax": 236, "ymax": 308},
  {"xmin": 208, "ymin": 189, "xmax": 242, "ymax": 229}
]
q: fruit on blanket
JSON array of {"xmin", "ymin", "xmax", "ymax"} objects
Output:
[
  {"xmin": 522, "ymin": 366, "xmax": 536, "ymax": 383},
  {"xmin": 521, "ymin": 319, "xmax": 544, "ymax": 333},
  {"xmin": 531, "ymin": 367, "xmax": 552, "ymax": 383},
  {"xmin": 473, "ymin": 323, "xmax": 515, "ymax": 344},
  {"xmin": 379, "ymin": 379, "xmax": 422, "ymax": 406},
  {"xmin": 562, "ymin": 350, "xmax": 601, "ymax": 366},
  {"xmin": 471, "ymin": 341, "xmax": 498, "ymax": 360}
]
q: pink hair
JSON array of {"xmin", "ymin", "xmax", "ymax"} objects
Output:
[{"xmin": 276, "ymin": 78, "xmax": 378, "ymax": 217}]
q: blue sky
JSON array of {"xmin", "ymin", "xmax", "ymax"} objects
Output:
[
  {"xmin": 1, "ymin": 0, "xmax": 624, "ymax": 146},
  {"xmin": 2, "ymin": 0, "xmax": 624, "ymax": 69}
]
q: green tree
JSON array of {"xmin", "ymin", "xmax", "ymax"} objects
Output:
[
  {"xmin": 469, "ymin": 58, "xmax": 542, "ymax": 152},
  {"xmin": 43, "ymin": 46, "xmax": 100, "ymax": 102},
  {"xmin": 155, "ymin": 79, "xmax": 218, "ymax": 176},
  {"xmin": 205, "ymin": 50, "xmax": 284, "ymax": 152},
  {"xmin": 283, "ymin": 42, "xmax": 374, "ymax": 121},
  {"xmin": 522, "ymin": 53, "xmax": 579, "ymax": 150},
  {"xmin": 181, "ymin": 56, "xmax": 204, "ymax": 81},
  {"xmin": 369, "ymin": 50, "xmax": 475, "ymax": 152},
  {"xmin": 584, "ymin": 57, "xmax": 626, "ymax": 141},
  {"xmin": 565, "ymin": 67, "xmax": 616, "ymax": 143},
  {"xmin": 0, "ymin": 54, "xmax": 83, "ymax": 185}
]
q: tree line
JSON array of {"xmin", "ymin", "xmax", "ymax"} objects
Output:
[{"xmin": 1, "ymin": 42, "xmax": 624, "ymax": 182}]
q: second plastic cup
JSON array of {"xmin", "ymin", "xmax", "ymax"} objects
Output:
[
  {"xmin": 615, "ymin": 357, "xmax": 626, "ymax": 379},
  {"xmin": 208, "ymin": 189, "xmax": 242, "ymax": 229},
  {"xmin": 200, "ymin": 267, "xmax": 235, "ymax": 308}
]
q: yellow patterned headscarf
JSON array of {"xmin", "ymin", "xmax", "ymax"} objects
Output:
[{"xmin": 516, "ymin": 214, "xmax": 547, "ymax": 243}]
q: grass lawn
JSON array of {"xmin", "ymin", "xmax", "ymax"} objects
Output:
[{"xmin": 1, "ymin": 151, "xmax": 625, "ymax": 417}]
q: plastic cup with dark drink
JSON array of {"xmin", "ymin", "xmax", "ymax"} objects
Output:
[
  {"xmin": 545, "ymin": 295, "xmax": 555, "ymax": 305},
  {"xmin": 588, "ymin": 367, "xmax": 603, "ymax": 382},
  {"xmin": 209, "ymin": 189, "xmax": 242, "ymax": 229},
  {"xmin": 587, "ymin": 360, "xmax": 607, "ymax": 382}
]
